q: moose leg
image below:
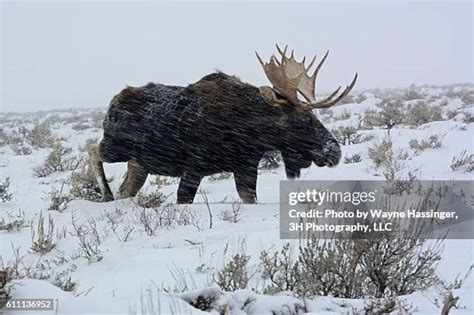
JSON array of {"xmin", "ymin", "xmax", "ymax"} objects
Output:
[
  {"xmin": 88, "ymin": 142, "xmax": 114, "ymax": 202},
  {"xmin": 177, "ymin": 173, "xmax": 202, "ymax": 204},
  {"xmin": 118, "ymin": 160, "xmax": 148, "ymax": 199},
  {"xmin": 234, "ymin": 169, "xmax": 258, "ymax": 204}
]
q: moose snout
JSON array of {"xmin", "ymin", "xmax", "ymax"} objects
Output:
[{"xmin": 321, "ymin": 140, "xmax": 341, "ymax": 167}]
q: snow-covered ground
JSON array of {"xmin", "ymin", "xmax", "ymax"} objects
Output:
[{"xmin": 0, "ymin": 84, "xmax": 473, "ymax": 314}]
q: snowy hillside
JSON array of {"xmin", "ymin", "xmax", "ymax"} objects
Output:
[{"xmin": 0, "ymin": 84, "xmax": 473, "ymax": 315}]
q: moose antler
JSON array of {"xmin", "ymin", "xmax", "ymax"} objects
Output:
[{"xmin": 256, "ymin": 44, "xmax": 357, "ymax": 109}]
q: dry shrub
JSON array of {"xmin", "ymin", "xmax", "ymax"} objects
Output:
[
  {"xmin": 260, "ymin": 243, "xmax": 299, "ymax": 294},
  {"xmin": 259, "ymin": 193, "xmax": 442, "ymax": 303},
  {"xmin": 135, "ymin": 204, "xmax": 198, "ymax": 236},
  {"xmin": 450, "ymin": 150, "xmax": 474, "ymax": 173},
  {"xmin": 215, "ymin": 242, "xmax": 250, "ymax": 292},
  {"xmin": 355, "ymin": 93, "xmax": 368, "ymax": 103},
  {"xmin": 368, "ymin": 138, "xmax": 417, "ymax": 195},
  {"xmin": 343, "ymin": 154, "xmax": 362, "ymax": 164},
  {"xmin": 71, "ymin": 122, "xmax": 91, "ymax": 131},
  {"xmin": 446, "ymin": 109, "xmax": 458, "ymax": 119},
  {"xmin": 0, "ymin": 218, "xmax": 25, "ymax": 232},
  {"xmin": 50, "ymin": 270, "xmax": 76, "ymax": 292},
  {"xmin": 219, "ymin": 201, "xmax": 243, "ymax": 223},
  {"xmin": 30, "ymin": 212, "xmax": 56, "ymax": 254},
  {"xmin": 0, "ymin": 211, "xmax": 26, "ymax": 232},
  {"xmin": 368, "ymin": 138, "xmax": 394, "ymax": 169},
  {"xmin": 136, "ymin": 190, "xmax": 167, "ymax": 208},
  {"xmin": 259, "ymin": 151, "xmax": 282, "ymax": 170},
  {"xmin": 260, "ymin": 235, "xmax": 441, "ymax": 301},
  {"xmin": 463, "ymin": 111, "xmax": 474, "ymax": 124},
  {"xmin": 11, "ymin": 143, "xmax": 32, "ymax": 155},
  {"xmin": 334, "ymin": 109, "xmax": 351, "ymax": 121},
  {"xmin": 403, "ymin": 89, "xmax": 423, "ymax": 101},
  {"xmin": 103, "ymin": 208, "xmax": 135, "ymax": 242},
  {"xmin": 208, "ymin": 172, "xmax": 232, "ymax": 181},
  {"xmin": 5, "ymin": 126, "xmax": 33, "ymax": 155},
  {"xmin": 33, "ymin": 142, "xmax": 82, "ymax": 177},
  {"xmin": 0, "ymin": 129, "xmax": 6, "ymax": 147},
  {"xmin": 331, "ymin": 126, "xmax": 363, "ymax": 145},
  {"xmin": 216, "ymin": 253, "xmax": 250, "ymax": 291},
  {"xmin": 0, "ymin": 270, "xmax": 9, "ymax": 307},
  {"xmin": 71, "ymin": 214, "xmax": 102, "ymax": 262},
  {"xmin": 26, "ymin": 122, "xmax": 55, "ymax": 148},
  {"xmin": 364, "ymin": 101, "xmax": 405, "ymax": 130},
  {"xmin": 427, "ymin": 265, "xmax": 473, "ymax": 315},
  {"xmin": 151, "ymin": 175, "xmax": 175, "ymax": 188},
  {"xmin": 364, "ymin": 293, "xmax": 413, "ymax": 314},
  {"xmin": 0, "ymin": 178, "xmax": 12, "ymax": 202},
  {"xmin": 260, "ymin": 240, "xmax": 364, "ymax": 298},
  {"xmin": 1, "ymin": 246, "xmax": 77, "ymax": 294},
  {"xmin": 446, "ymin": 88, "xmax": 474, "ymax": 106},
  {"xmin": 405, "ymin": 101, "xmax": 443, "ymax": 126},
  {"xmin": 47, "ymin": 182, "xmax": 72, "ymax": 212},
  {"xmin": 409, "ymin": 134, "xmax": 443, "ymax": 153}
]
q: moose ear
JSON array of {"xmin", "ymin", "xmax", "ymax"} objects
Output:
[{"xmin": 259, "ymin": 86, "xmax": 288, "ymax": 107}]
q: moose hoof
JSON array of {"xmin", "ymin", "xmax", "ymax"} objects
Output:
[
  {"xmin": 101, "ymin": 194, "xmax": 115, "ymax": 202},
  {"xmin": 177, "ymin": 199, "xmax": 193, "ymax": 204},
  {"xmin": 241, "ymin": 197, "xmax": 257, "ymax": 204}
]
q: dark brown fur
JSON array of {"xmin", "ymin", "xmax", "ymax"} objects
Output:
[{"xmin": 89, "ymin": 72, "xmax": 341, "ymax": 203}]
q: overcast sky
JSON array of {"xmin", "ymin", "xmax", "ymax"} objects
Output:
[{"xmin": 1, "ymin": 1, "xmax": 472, "ymax": 112}]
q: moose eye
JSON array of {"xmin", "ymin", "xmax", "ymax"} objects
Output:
[{"xmin": 301, "ymin": 114, "xmax": 313, "ymax": 124}]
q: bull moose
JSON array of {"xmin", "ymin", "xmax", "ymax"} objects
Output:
[{"xmin": 88, "ymin": 45, "xmax": 357, "ymax": 203}]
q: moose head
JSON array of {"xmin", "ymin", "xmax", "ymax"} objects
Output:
[{"xmin": 256, "ymin": 45, "xmax": 357, "ymax": 178}]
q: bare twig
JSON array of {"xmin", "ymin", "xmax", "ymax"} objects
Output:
[{"xmin": 199, "ymin": 189, "xmax": 213, "ymax": 229}]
